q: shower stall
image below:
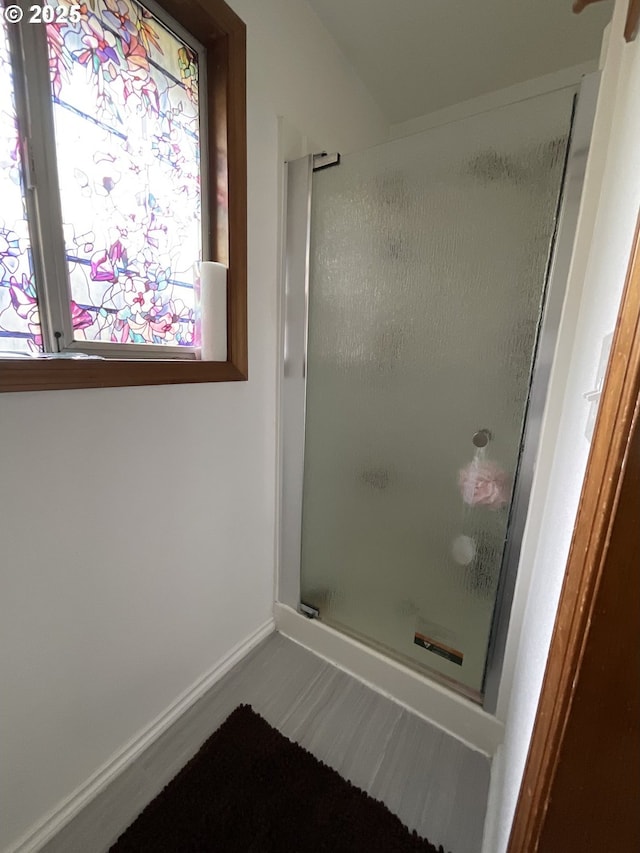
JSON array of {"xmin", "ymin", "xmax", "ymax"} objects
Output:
[{"xmin": 279, "ymin": 76, "xmax": 598, "ymax": 711}]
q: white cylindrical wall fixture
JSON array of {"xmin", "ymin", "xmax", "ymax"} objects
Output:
[{"xmin": 199, "ymin": 261, "xmax": 227, "ymax": 361}]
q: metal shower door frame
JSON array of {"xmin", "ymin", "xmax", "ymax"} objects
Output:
[
  {"xmin": 278, "ymin": 153, "xmax": 313, "ymax": 611},
  {"xmin": 482, "ymin": 73, "xmax": 600, "ymax": 711},
  {"xmin": 278, "ymin": 73, "xmax": 601, "ymax": 712}
]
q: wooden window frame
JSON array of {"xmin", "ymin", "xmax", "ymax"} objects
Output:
[{"xmin": 0, "ymin": 0, "xmax": 247, "ymax": 393}]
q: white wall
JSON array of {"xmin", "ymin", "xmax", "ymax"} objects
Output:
[
  {"xmin": 483, "ymin": 1, "xmax": 640, "ymax": 849},
  {"xmin": 388, "ymin": 62, "xmax": 597, "ymax": 140},
  {"xmin": 0, "ymin": 2, "xmax": 386, "ymax": 850}
]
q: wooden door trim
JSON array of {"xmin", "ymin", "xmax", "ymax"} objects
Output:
[{"xmin": 508, "ymin": 210, "xmax": 640, "ymax": 852}]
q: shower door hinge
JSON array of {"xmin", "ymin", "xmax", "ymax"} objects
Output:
[
  {"xmin": 299, "ymin": 602, "xmax": 320, "ymax": 619},
  {"xmin": 313, "ymin": 152, "xmax": 341, "ymax": 172}
]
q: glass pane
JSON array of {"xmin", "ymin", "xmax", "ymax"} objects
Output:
[
  {"xmin": 47, "ymin": 0, "xmax": 201, "ymax": 345},
  {"xmin": 0, "ymin": 20, "xmax": 43, "ymax": 354},
  {"xmin": 300, "ymin": 89, "xmax": 574, "ymax": 696}
]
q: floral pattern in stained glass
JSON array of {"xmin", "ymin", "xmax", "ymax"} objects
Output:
[
  {"xmin": 0, "ymin": 20, "xmax": 43, "ymax": 354},
  {"xmin": 47, "ymin": 0, "xmax": 201, "ymax": 346}
]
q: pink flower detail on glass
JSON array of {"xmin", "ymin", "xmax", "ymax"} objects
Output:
[
  {"xmin": 71, "ymin": 301, "xmax": 92, "ymax": 331},
  {"xmin": 46, "ymin": 23, "xmax": 73, "ymax": 98},
  {"xmin": 458, "ymin": 459, "xmax": 510, "ymax": 509},
  {"xmin": 90, "ymin": 250, "xmax": 117, "ymax": 282},
  {"xmin": 9, "ymin": 275, "xmax": 92, "ymax": 347},
  {"xmin": 77, "ymin": 18, "xmax": 120, "ymax": 68},
  {"xmin": 103, "ymin": 0, "xmax": 138, "ymax": 44}
]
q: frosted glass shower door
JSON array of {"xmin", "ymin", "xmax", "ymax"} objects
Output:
[{"xmin": 299, "ymin": 88, "xmax": 575, "ymax": 697}]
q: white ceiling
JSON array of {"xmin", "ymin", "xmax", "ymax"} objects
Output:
[{"xmin": 306, "ymin": 0, "xmax": 614, "ymax": 124}]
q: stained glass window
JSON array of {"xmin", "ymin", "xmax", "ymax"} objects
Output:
[
  {"xmin": 47, "ymin": 0, "xmax": 202, "ymax": 347},
  {"xmin": 0, "ymin": 19, "xmax": 43, "ymax": 354}
]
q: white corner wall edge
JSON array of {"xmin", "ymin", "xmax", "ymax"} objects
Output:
[
  {"xmin": 275, "ymin": 603, "xmax": 504, "ymax": 756},
  {"xmin": 480, "ymin": 742, "xmax": 505, "ymax": 853},
  {"xmin": 6, "ymin": 618, "xmax": 275, "ymax": 853}
]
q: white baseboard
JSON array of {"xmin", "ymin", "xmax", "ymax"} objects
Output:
[
  {"xmin": 8, "ymin": 618, "xmax": 275, "ymax": 853},
  {"xmin": 275, "ymin": 603, "xmax": 503, "ymax": 756}
]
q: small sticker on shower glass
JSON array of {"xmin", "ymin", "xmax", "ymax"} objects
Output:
[{"xmin": 414, "ymin": 632, "xmax": 464, "ymax": 666}]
